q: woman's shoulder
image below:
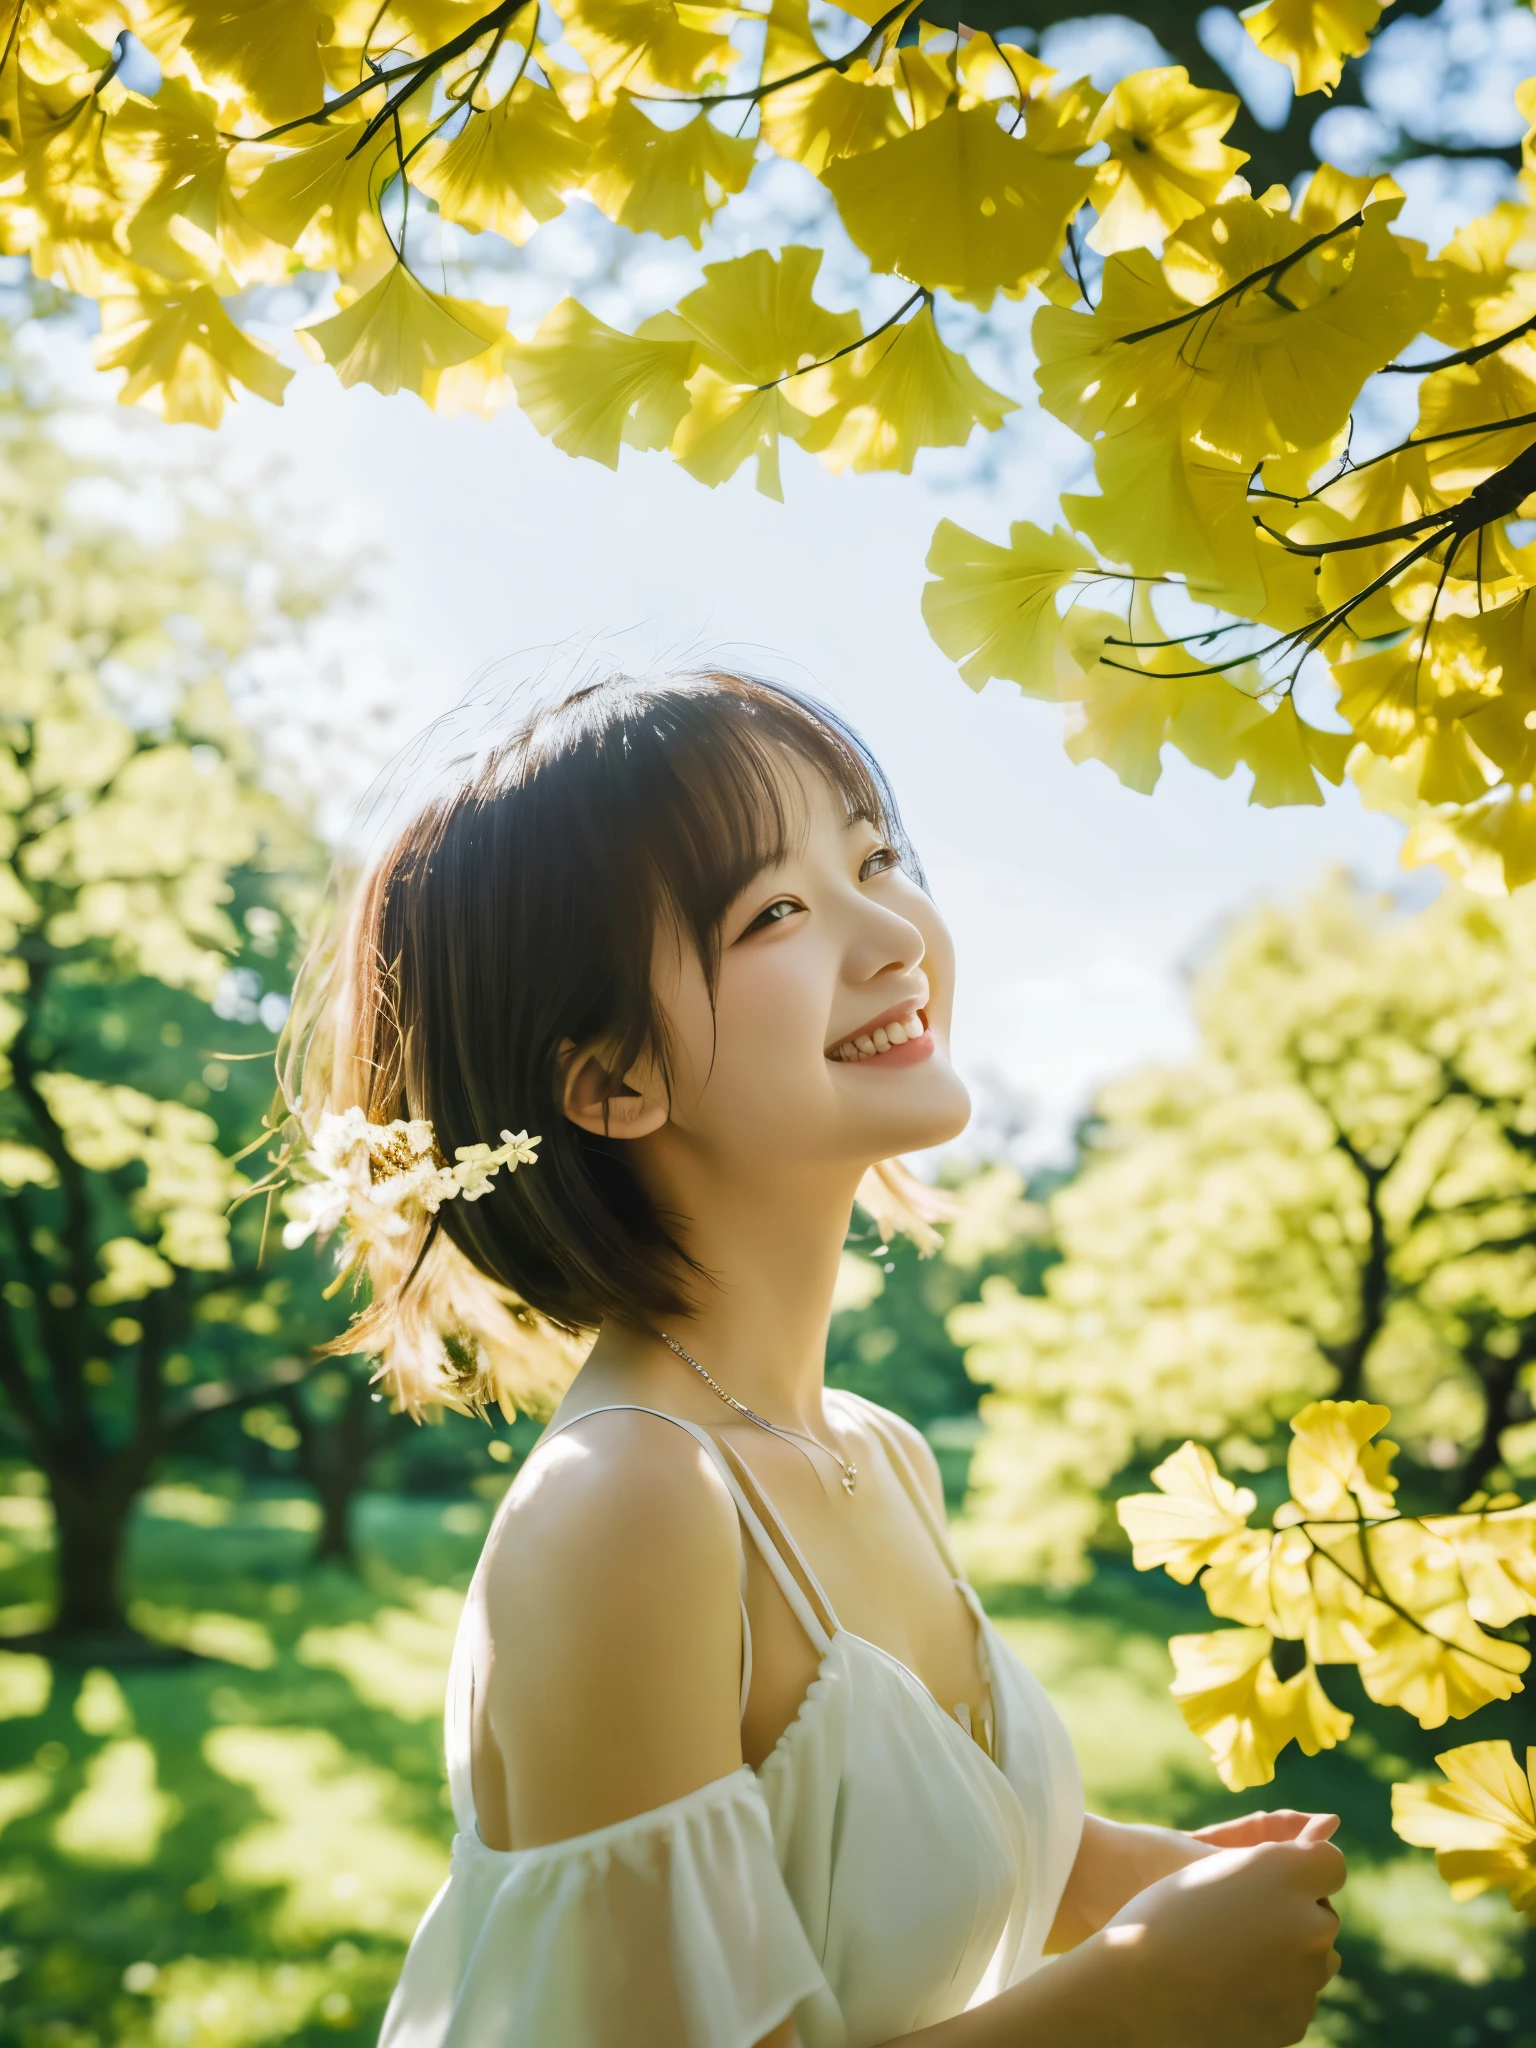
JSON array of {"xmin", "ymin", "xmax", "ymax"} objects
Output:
[
  {"xmin": 485, "ymin": 1406, "xmax": 742, "ymax": 1615},
  {"xmin": 476, "ymin": 1409, "xmax": 749, "ymax": 1842}
]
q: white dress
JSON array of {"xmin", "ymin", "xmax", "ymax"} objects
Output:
[{"xmin": 378, "ymin": 1390, "xmax": 1085, "ymax": 2048}]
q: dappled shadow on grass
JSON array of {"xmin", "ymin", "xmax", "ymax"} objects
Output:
[
  {"xmin": 1, "ymin": 1495, "xmax": 1531, "ymax": 2048},
  {"xmin": 981, "ymin": 1565, "xmax": 1536, "ymax": 2047},
  {"xmin": 0, "ymin": 1485, "xmax": 492, "ymax": 2048}
]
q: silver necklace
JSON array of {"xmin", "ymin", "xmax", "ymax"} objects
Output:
[{"xmin": 657, "ymin": 1331, "xmax": 858, "ymax": 1496}]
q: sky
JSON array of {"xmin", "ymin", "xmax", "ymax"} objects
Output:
[{"xmin": 213, "ymin": 368, "xmax": 1410, "ymax": 1168}]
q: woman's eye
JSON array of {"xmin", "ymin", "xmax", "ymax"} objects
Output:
[
  {"xmin": 859, "ymin": 846, "xmax": 901, "ymax": 882},
  {"xmin": 741, "ymin": 898, "xmax": 801, "ymax": 936}
]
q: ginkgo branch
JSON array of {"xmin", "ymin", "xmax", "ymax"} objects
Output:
[
  {"xmin": 633, "ymin": 0, "xmax": 918, "ymax": 109},
  {"xmin": 757, "ymin": 287, "xmax": 928, "ymax": 390},
  {"xmin": 239, "ymin": 0, "xmax": 533, "ymax": 145},
  {"xmin": 1381, "ymin": 308, "xmax": 1536, "ymax": 376},
  {"xmin": 1115, "ymin": 210, "xmax": 1369, "ymax": 348}
]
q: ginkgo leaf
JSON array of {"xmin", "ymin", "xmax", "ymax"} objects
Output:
[
  {"xmin": 298, "ymin": 262, "xmax": 506, "ymax": 397},
  {"xmin": 1064, "ymin": 439, "xmax": 1263, "ymax": 616},
  {"xmin": 238, "ymin": 119, "xmax": 400, "ymax": 273},
  {"xmin": 582, "ymin": 100, "xmax": 755, "ymax": 249},
  {"xmin": 1356, "ymin": 1597, "xmax": 1529, "ymax": 1727},
  {"xmin": 1116, "ymin": 1441, "xmax": 1258, "ymax": 1581},
  {"xmin": 1287, "ymin": 1398, "xmax": 1398, "ymax": 1517},
  {"xmin": 921, "ymin": 518, "xmax": 1093, "ymax": 695},
  {"xmin": 1238, "ymin": 698, "xmax": 1353, "ymax": 809},
  {"xmin": 662, "ymin": 244, "xmax": 861, "ymax": 490},
  {"xmin": 560, "ymin": 0, "xmax": 738, "ymax": 98},
  {"xmin": 1426, "ymin": 1501, "xmax": 1536, "ymax": 1630},
  {"xmin": 798, "ymin": 302, "xmax": 1015, "ymax": 474},
  {"xmin": 1086, "ymin": 67, "xmax": 1246, "ymax": 255},
  {"xmin": 96, "ymin": 285, "xmax": 293, "ymax": 426},
  {"xmin": 504, "ymin": 297, "xmax": 697, "ymax": 466},
  {"xmin": 822, "ymin": 103, "xmax": 1095, "ymax": 310},
  {"xmin": 1244, "ymin": 0, "xmax": 1389, "ymax": 97},
  {"xmin": 420, "ymin": 334, "xmax": 517, "ymax": 418},
  {"xmin": 668, "ymin": 245, "xmax": 860, "ymax": 384},
  {"xmin": 758, "ymin": 0, "xmax": 906, "ymax": 174},
  {"xmin": 672, "ymin": 371, "xmax": 791, "ymax": 499},
  {"xmin": 411, "ymin": 79, "xmax": 587, "ymax": 247},
  {"xmin": 1392, "ymin": 1742, "xmax": 1536, "ymax": 1916},
  {"xmin": 1169, "ymin": 1628, "xmax": 1351, "ymax": 1791},
  {"xmin": 133, "ymin": 0, "xmax": 330, "ymax": 130}
]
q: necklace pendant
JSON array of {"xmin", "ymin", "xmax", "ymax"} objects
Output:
[{"xmin": 842, "ymin": 1463, "xmax": 858, "ymax": 1496}]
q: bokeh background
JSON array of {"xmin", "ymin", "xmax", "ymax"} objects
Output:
[{"xmin": 3, "ymin": 3, "xmax": 1536, "ymax": 2045}]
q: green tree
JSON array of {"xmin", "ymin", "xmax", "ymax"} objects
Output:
[
  {"xmin": 954, "ymin": 873, "xmax": 1536, "ymax": 1587},
  {"xmin": 0, "ymin": 334, "xmax": 345, "ymax": 1651}
]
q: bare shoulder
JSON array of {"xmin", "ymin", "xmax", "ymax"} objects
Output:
[
  {"xmin": 478, "ymin": 1410, "xmax": 747, "ymax": 1843},
  {"xmin": 831, "ymin": 1387, "xmax": 946, "ymax": 1516},
  {"xmin": 484, "ymin": 1407, "xmax": 741, "ymax": 1641}
]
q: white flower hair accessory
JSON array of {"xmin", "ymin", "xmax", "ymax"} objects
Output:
[{"xmin": 282, "ymin": 1106, "xmax": 540, "ymax": 1254}]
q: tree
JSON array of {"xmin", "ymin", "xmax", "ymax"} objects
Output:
[
  {"xmin": 7, "ymin": 2, "xmax": 1536, "ymax": 869},
  {"xmin": 0, "ymin": 331, "xmax": 345, "ymax": 1653},
  {"xmin": 954, "ymin": 872, "xmax": 1536, "ymax": 1585}
]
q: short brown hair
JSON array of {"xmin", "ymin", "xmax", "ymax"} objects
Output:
[{"xmin": 286, "ymin": 668, "xmax": 916, "ymax": 1405}]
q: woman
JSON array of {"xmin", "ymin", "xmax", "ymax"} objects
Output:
[{"xmin": 287, "ymin": 668, "xmax": 1344, "ymax": 2048}]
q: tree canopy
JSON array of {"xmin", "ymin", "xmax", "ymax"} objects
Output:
[
  {"xmin": 11, "ymin": 1, "xmax": 1536, "ymax": 876},
  {"xmin": 0, "ymin": 334, "xmax": 347, "ymax": 1645},
  {"xmin": 955, "ymin": 872, "xmax": 1536, "ymax": 1586}
]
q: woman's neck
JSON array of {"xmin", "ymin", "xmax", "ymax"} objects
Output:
[{"xmin": 581, "ymin": 1156, "xmax": 862, "ymax": 1431}]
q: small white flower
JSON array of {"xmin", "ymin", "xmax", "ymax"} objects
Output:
[{"xmin": 283, "ymin": 1112, "xmax": 540, "ymax": 1252}]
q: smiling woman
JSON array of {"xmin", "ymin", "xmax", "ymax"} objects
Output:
[{"xmin": 280, "ymin": 667, "xmax": 1346, "ymax": 2048}]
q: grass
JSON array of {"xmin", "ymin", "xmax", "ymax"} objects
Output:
[{"xmin": 0, "ymin": 1481, "xmax": 1530, "ymax": 2047}]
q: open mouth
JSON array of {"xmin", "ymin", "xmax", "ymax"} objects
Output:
[{"xmin": 826, "ymin": 1002, "xmax": 932, "ymax": 1065}]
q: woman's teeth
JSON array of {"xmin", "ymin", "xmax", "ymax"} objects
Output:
[{"xmin": 832, "ymin": 1012, "xmax": 924, "ymax": 1061}]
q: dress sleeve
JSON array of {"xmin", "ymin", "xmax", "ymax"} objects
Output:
[{"xmin": 378, "ymin": 1766, "xmax": 837, "ymax": 2048}]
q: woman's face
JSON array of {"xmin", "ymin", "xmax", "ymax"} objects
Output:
[{"xmin": 643, "ymin": 761, "xmax": 971, "ymax": 1179}]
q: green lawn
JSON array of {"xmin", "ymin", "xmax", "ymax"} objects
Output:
[{"xmin": 0, "ymin": 1481, "xmax": 1530, "ymax": 2048}]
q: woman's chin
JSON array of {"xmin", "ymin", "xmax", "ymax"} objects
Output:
[{"xmin": 861, "ymin": 1064, "xmax": 972, "ymax": 1155}]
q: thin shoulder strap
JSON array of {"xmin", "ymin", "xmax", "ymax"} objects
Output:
[{"xmin": 542, "ymin": 1405, "xmax": 839, "ymax": 1658}]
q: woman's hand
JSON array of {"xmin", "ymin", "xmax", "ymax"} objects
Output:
[
  {"xmin": 1095, "ymin": 1812, "xmax": 1345, "ymax": 2048},
  {"xmin": 1192, "ymin": 1809, "xmax": 1333, "ymax": 1850}
]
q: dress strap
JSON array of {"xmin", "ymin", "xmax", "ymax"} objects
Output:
[{"xmin": 539, "ymin": 1405, "xmax": 839, "ymax": 1661}]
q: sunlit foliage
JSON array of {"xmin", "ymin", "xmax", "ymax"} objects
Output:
[
  {"xmin": 0, "ymin": 333, "xmax": 342, "ymax": 1638},
  {"xmin": 955, "ymin": 874, "xmax": 1536, "ymax": 1587},
  {"xmin": 1120, "ymin": 1398, "xmax": 1536, "ymax": 1927},
  {"xmin": 7, "ymin": 2, "xmax": 1536, "ymax": 856}
]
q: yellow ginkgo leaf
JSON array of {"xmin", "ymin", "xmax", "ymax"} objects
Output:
[
  {"xmin": 1116, "ymin": 1442, "xmax": 1258, "ymax": 1580},
  {"xmin": 238, "ymin": 118, "xmax": 400, "ymax": 273},
  {"xmin": 582, "ymin": 100, "xmax": 755, "ymax": 249},
  {"xmin": 658, "ymin": 244, "xmax": 860, "ymax": 495},
  {"xmin": 1237, "ymin": 697, "xmax": 1353, "ymax": 810},
  {"xmin": 671, "ymin": 371, "xmax": 790, "ymax": 500},
  {"xmin": 1065, "ymin": 436, "xmax": 1263, "ymax": 617},
  {"xmin": 1086, "ymin": 67, "xmax": 1246, "ymax": 255},
  {"xmin": 420, "ymin": 335, "xmax": 518, "ymax": 418},
  {"xmin": 411, "ymin": 78, "xmax": 587, "ymax": 247},
  {"xmin": 797, "ymin": 302, "xmax": 1015, "ymax": 474},
  {"xmin": 95, "ymin": 285, "xmax": 293, "ymax": 427},
  {"xmin": 298, "ymin": 262, "xmax": 506, "ymax": 397},
  {"xmin": 560, "ymin": 0, "xmax": 738, "ymax": 99},
  {"xmin": 822, "ymin": 103, "xmax": 1095, "ymax": 310},
  {"xmin": 1355, "ymin": 1598, "xmax": 1528, "ymax": 1727},
  {"xmin": 1427, "ymin": 1500, "xmax": 1536, "ymax": 1630},
  {"xmin": 921, "ymin": 517, "xmax": 1094, "ymax": 696},
  {"xmin": 1392, "ymin": 1742, "xmax": 1536, "ymax": 1917},
  {"xmin": 505, "ymin": 298, "xmax": 697, "ymax": 466},
  {"xmin": 133, "ymin": 0, "xmax": 330, "ymax": 130},
  {"xmin": 1244, "ymin": 0, "xmax": 1389, "ymax": 97},
  {"xmin": 758, "ymin": 0, "xmax": 906, "ymax": 174},
  {"xmin": 1287, "ymin": 1398, "xmax": 1398, "ymax": 1517},
  {"xmin": 1169, "ymin": 1628, "xmax": 1350, "ymax": 1791}
]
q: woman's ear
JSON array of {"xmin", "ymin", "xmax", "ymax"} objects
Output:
[{"xmin": 559, "ymin": 1039, "xmax": 670, "ymax": 1141}]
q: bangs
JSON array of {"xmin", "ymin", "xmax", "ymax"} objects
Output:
[{"xmin": 491, "ymin": 669, "xmax": 917, "ymax": 1001}]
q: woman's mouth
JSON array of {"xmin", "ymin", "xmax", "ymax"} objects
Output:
[{"xmin": 826, "ymin": 1003, "xmax": 934, "ymax": 1068}]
